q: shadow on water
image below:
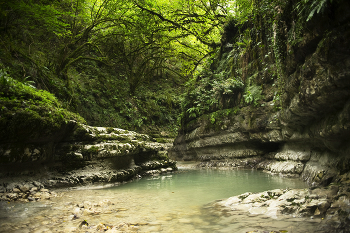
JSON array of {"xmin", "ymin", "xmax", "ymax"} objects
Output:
[{"xmin": 0, "ymin": 163, "xmax": 316, "ymax": 232}]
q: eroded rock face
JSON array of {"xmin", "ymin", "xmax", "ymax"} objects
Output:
[
  {"xmin": 212, "ymin": 177, "xmax": 350, "ymax": 232},
  {"xmin": 168, "ymin": 5, "xmax": 350, "ymax": 230},
  {"xmin": 0, "ymin": 123, "xmax": 177, "ymax": 193},
  {"xmin": 169, "ymin": 6, "xmax": 350, "ymax": 188}
]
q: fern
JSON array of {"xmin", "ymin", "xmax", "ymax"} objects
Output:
[
  {"xmin": 243, "ymin": 85, "xmax": 262, "ymax": 106},
  {"xmin": 307, "ymin": 0, "xmax": 329, "ymax": 21},
  {"xmin": 296, "ymin": 0, "xmax": 332, "ymax": 22}
]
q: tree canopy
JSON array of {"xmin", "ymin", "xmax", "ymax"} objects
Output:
[
  {"xmin": 0, "ymin": 0, "xmax": 236, "ymax": 131},
  {"xmin": 0, "ymin": 0, "xmax": 234, "ymax": 90},
  {"xmin": 1, "ymin": 0, "xmax": 333, "ymax": 132}
]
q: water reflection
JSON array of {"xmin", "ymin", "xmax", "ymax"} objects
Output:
[
  {"xmin": 112, "ymin": 168, "xmax": 307, "ymax": 207},
  {"xmin": 0, "ymin": 166, "xmax": 313, "ymax": 232}
]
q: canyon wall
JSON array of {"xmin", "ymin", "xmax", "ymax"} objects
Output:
[
  {"xmin": 170, "ymin": 1, "xmax": 350, "ymax": 187},
  {"xmin": 0, "ymin": 121, "xmax": 175, "ymax": 192}
]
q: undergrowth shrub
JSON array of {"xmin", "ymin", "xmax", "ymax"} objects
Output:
[{"xmin": 0, "ymin": 69, "xmax": 85, "ymax": 142}]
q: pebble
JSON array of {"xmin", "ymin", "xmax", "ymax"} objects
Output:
[
  {"xmin": 42, "ymin": 193, "xmax": 50, "ymax": 200},
  {"xmin": 32, "ymin": 181, "xmax": 43, "ymax": 188},
  {"xmin": 72, "ymin": 207, "xmax": 82, "ymax": 217},
  {"xmin": 19, "ymin": 186, "xmax": 30, "ymax": 193},
  {"xmin": 97, "ymin": 223, "xmax": 110, "ymax": 231},
  {"xmin": 13, "ymin": 188, "xmax": 21, "ymax": 193},
  {"xmin": 7, "ymin": 193, "xmax": 18, "ymax": 200},
  {"xmin": 34, "ymin": 193, "xmax": 41, "ymax": 198},
  {"xmin": 83, "ymin": 208, "xmax": 95, "ymax": 215}
]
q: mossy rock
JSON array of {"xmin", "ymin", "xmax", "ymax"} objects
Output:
[
  {"xmin": 0, "ymin": 75, "xmax": 85, "ymax": 143},
  {"xmin": 155, "ymin": 138, "xmax": 167, "ymax": 143}
]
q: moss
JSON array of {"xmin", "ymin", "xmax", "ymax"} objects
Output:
[
  {"xmin": 150, "ymin": 133, "xmax": 161, "ymax": 138},
  {"xmin": 0, "ymin": 74, "xmax": 85, "ymax": 142},
  {"xmin": 194, "ymin": 107, "xmax": 241, "ymax": 132},
  {"xmin": 81, "ymin": 145, "xmax": 99, "ymax": 159},
  {"xmin": 87, "ymin": 146, "xmax": 99, "ymax": 153},
  {"xmin": 133, "ymin": 134, "xmax": 149, "ymax": 141},
  {"xmin": 115, "ymin": 136, "xmax": 131, "ymax": 143},
  {"xmin": 106, "ymin": 127, "xmax": 114, "ymax": 134},
  {"xmin": 70, "ymin": 124, "xmax": 92, "ymax": 141},
  {"xmin": 155, "ymin": 138, "xmax": 167, "ymax": 143}
]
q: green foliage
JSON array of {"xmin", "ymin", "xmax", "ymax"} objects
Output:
[
  {"xmin": 0, "ymin": 0, "xmax": 233, "ymax": 136},
  {"xmin": 0, "ymin": 0, "xmax": 70, "ymax": 36},
  {"xmin": 243, "ymin": 85, "xmax": 263, "ymax": 106},
  {"xmin": 184, "ymin": 73, "xmax": 243, "ymax": 120},
  {"xmin": 296, "ymin": 0, "xmax": 333, "ymax": 21},
  {"xmin": 236, "ymin": 29, "xmax": 252, "ymax": 56},
  {"xmin": 210, "ymin": 107, "xmax": 239, "ymax": 125},
  {"xmin": 181, "ymin": 48, "xmax": 245, "ymax": 123},
  {"xmin": 81, "ymin": 145, "xmax": 99, "ymax": 159},
  {"xmin": 270, "ymin": 92, "xmax": 282, "ymax": 111},
  {"xmin": 213, "ymin": 77, "xmax": 244, "ymax": 95},
  {"xmin": 178, "ymin": 0, "xmax": 284, "ymax": 127},
  {"xmin": 5, "ymin": 0, "xmax": 336, "ymax": 137},
  {"xmin": 154, "ymin": 138, "xmax": 167, "ymax": 143},
  {"xmin": 0, "ymin": 70, "xmax": 85, "ymax": 142},
  {"xmin": 1, "ymin": 69, "xmax": 57, "ymax": 106},
  {"xmin": 230, "ymin": 0, "xmax": 254, "ymax": 24},
  {"xmin": 177, "ymin": 0, "xmax": 346, "ymax": 136}
]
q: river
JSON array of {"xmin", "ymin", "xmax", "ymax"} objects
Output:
[{"xmin": 0, "ymin": 162, "xmax": 322, "ymax": 233}]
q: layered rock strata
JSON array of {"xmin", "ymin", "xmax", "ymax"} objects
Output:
[
  {"xmin": 211, "ymin": 173, "xmax": 350, "ymax": 232},
  {"xmin": 169, "ymin": 4, "xmax": 350, "ymax": 231},
  {"xmin": 0, "ymin": 122, "xmax": 176, "ymax": 201},
  {"xmin": 170, "ymin": 6, "xmax": 350, "ymax": 188}
]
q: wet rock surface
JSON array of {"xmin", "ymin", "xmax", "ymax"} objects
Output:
[
  {"xmin": 0, "ymin": 186, "xmax": 57, "ymax": 203},
  {"xmin": 168, "ymin": 14, "xmax": 350, "ymax": 231},
  {"xmin": 0, "ymin": 168, "xmax": 314, "ymax": 233},
  {"xmin": 0, "ymin": 124, "xmax": 177, "ymax": 202},
  {"xmin": 210, "ymin": 174, "xmax": 350, "ymax": 233},
  {"xmin": 0, "ymin": 159, "xmax": 176, "ymax": 203},
  {"xmin": 169, "ymin": 0, "xmax": 350, "ymax": 178}
]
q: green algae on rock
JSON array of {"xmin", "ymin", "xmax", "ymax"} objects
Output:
[{"xmin": 0, "ymin": 71, "xmax": 176, "ymax": 193}]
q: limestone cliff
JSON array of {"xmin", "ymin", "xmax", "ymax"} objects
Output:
[
  {"xmin": 170, "ymin": 0, "xmax": 350, "ymax": 187},
  {"xmin": 0, "ymin": 77, "xmax": 175, "ymax": 192}
]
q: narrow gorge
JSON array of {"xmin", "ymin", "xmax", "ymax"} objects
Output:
[
  {"xmin": 171, "ymin": 0, "xmax": 350, "ymax": 186},
  {"xmin": 1, "ymin": 0, "xmax": 350, "ymax": 232},
  {"xmin": 169, "ymin": 0, "xmax": 350, "ymax": 231}
]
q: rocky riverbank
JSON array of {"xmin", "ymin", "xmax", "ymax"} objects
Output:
[
  {"xmin": 0, "ymin": 165, "xmax": 314, "ymax": 233},
  {"xmin": 0, "ymin": 182, "xmax": 58, "ymax": 203},
  {"xmin": 0, "ymin": 162, "xmax": 175, "ymax": 203},
  {"xmin": 168, "ymin": 2, "xmax": 350, "ymax": 231},
  {"xmin": 211, "ymin": 179, "xmax": 350, "ymax": 232},
  {"xmin": 0, "ymin": 122, "xmax": 177, "ymax": 202}
]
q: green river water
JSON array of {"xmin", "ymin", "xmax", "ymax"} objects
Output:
[{"xmin": 0, "ymin": 162, "xmax": 322, "ymax": 233}]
